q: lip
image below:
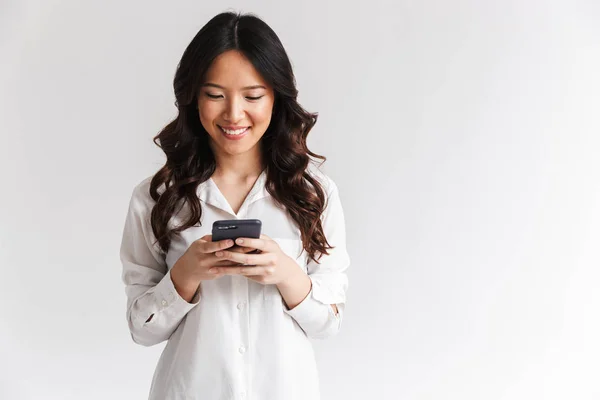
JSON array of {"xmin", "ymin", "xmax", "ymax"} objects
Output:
[
  {"xmin": 218, "ymin": 126, "xmax": 250, "ymax": 141},
  {"xmin": 219, "ymin": 125, "xmax": 250, "ymax": 130}
]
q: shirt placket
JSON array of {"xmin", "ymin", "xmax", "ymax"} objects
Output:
[
  {"xmin": 202, "ymin": 175, "xmax": 264, "ymax": 400},
  {"xmin": 235, "ymin": 206, "xmax": 251, "ymax": 400}
]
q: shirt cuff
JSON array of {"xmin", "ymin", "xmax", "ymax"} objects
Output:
[
  {"xmin": 282, "ymin": 278, "xmax": 339, "ymax": 326},
  {"xmin": 139, "ymin": 269, "xmax": 200, "ymax": 326}
]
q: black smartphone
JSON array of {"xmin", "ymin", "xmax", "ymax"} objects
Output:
[{"xmin": 211, "ymin": 219, "xmax": 262, "ymax": 242}]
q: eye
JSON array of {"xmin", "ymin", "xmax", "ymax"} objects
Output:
[{"xmin": 204, "ymin": 92, "xmax": 264, "ymax": 101}]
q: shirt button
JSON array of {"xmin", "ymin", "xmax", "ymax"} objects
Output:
[
  {"xmin": 161, "ymin": 299, "xmax": 167, "ymax": 306},
  {"xmin": 240, "ymin": 391, "xmax": 246, "ymax": 398},
  {"xmin": 237, "ymin": 302, "xmax": 246, "ymax": 310},
  {"xmin": 239, "ymin": 345, "xmax": 246, "ymax": 354}
]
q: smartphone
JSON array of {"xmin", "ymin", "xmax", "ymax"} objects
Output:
[{"xmin": 211, "ymin": 219, "xmax": 262, "ymax": 242}]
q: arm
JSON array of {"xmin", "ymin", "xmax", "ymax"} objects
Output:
[
  {"xmin": 277, "ymin": 180, "xmax": 350, "ymax": 339},
  {"xmin": 277, "ymin": 272, "xmax": 338, "ymax": 314},
  {"xmin": 120, "ymin": 183, "xmax": 201, "ymax": 347}
]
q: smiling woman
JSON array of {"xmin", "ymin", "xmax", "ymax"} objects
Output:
[
  {"xmin": 119, "ymin": 10, "xmax": 350, "ymax": 400},
  {"xmin": 197, "ymin": 50, "xmax": 275, "ymax": 151}
]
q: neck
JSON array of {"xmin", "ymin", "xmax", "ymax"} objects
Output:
[{"xmin": 211, "ymin": 146, "xmax": 265, "ymax": 182}]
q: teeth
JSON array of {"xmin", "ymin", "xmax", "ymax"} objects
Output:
[{"xmin": 220, "ymin": 126, "xmax": 249, "ymax": 135}]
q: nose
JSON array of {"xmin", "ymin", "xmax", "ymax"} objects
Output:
[{"xmin": 223, "ymin": 97, "xmax": 245, "ymax": 122}]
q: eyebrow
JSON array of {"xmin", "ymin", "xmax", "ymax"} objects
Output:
[{"xmin": 202, "ymin": 83, "xmax": 266, "ymax": 90}]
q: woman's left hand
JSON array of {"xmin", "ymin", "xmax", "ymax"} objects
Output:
[{"xmin": 213, "ymin": 234, "xmax": 298, "ymax": 285}]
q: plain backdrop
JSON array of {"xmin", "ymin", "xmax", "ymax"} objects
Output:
[{"xmin": 1, "ymin": 1, "xmax": 599, "ymax": 399}]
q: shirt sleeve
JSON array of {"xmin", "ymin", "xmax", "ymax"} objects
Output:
[
  {"xmin": 120, "ymin": 181, "xmax": 201, "ymax": 347},
  {"xmin": 283, "ymin": 179, "xmax": 350, "ymax": 339}
]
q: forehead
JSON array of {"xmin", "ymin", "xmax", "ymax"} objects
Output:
[{"xmin": 203, "ymin": 50, "xmax": 268, "ymax": 89}]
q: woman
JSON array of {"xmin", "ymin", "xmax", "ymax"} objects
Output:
[{"xmin": 120, "ymin": 11, "xmax": 350, "ymax": 400}]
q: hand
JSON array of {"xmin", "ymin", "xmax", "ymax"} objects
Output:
[
  {"xmin": 213, "ymin": 234, "xmax": 298, "ymax": 285},
  {"xmin": 170, "ymin": 234, "xmax": 253, "ymax": 301}
]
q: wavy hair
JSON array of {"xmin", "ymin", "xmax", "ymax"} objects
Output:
[{"xmin": 148, "ymin": 11, "xmax": 332, "ymax": 263}]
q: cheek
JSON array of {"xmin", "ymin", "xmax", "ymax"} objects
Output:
[
  {"xmin": 198, "ymin": 103, "xmax": 219, "ymax": 124},
  {"xmin": 252, "ymin": 103, "xmax": 274, "ymax": 125}
]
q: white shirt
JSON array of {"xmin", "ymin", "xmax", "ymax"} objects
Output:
[{"xmin": 120, "ymin": 166, "xmax": 350, "ymax": 400}]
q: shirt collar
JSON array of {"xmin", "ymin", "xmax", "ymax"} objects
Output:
[{"xmin": 196, "ymin": 169, "xmax": 269, "ymax": 216}]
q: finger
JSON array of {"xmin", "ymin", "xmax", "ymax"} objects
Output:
[
  {"xmin": 218, "ymin": 266, "xmax": 275, "ymax": 276},
  {"xmin": 213, "ymin": 259, "xmax": 244, "ymax": 266},
  {"xmin": 234, "ymin": 237, "xmax": 271, "ymax": 253},
  {"xmin": 198, "ymin": 238, "xmax": 235, "ymax": 254},
  {"xmin": 215, "ymin": 250, "xmax": 273, "ymax": 266},
  {"xmin": 201, "ymin": 251, "xmax": 244, "ymax": 265},
  {"xmin": 229, "ymin": 245, "xmax": 258, "ymax": 254}
]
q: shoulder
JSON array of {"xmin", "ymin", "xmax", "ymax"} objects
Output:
[
  {"xmin": 127, "ymin": 175, "xmax": 157, "ymax": 212},
  {"xmin": 306, "ymin": 162, "xmax": 339, "ymax": 198}
]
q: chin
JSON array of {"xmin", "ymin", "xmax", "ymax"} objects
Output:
[{"xmin": 221, "ymin": 142, "xmax": 260, "ymax": 155}]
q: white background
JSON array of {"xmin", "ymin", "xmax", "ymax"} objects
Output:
[{"xmin": 1, "ymin": 1, "xmax": 599, "ymax": 399}]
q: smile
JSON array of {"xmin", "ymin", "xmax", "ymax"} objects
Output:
[{"xmin": 218, "ymin": 126, "xmax": 250, "ymax": 140}]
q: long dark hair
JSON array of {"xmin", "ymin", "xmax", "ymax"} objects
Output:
[{"xmin": 149, "ymin": 11, "xmax": 332, "ymax": 263}]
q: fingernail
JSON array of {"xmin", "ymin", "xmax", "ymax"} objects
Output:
[
  {"xmin": 216, "ymin": 251, "xmax": 223, "ymax": 257},
  {"xmin": 227, "ymin": 240, "xmax": 234, "ymax": 246},
  {"xmin": 236, "ymin": 238, "xmax": 244, "ymax": 244}
]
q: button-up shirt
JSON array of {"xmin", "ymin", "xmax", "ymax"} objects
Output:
[{"xmin": 120, "ymin": 166, "xmax": 350, "ymax": 400}]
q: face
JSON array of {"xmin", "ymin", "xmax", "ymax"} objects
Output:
[{"xmin": 197, "ymin": 50, "xmax": 275, "ymax": 158}]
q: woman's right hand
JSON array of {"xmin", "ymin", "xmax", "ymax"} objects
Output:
[{"xmin": 169, "ymin": 234, "xmax": 254, "ymax": 302}]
